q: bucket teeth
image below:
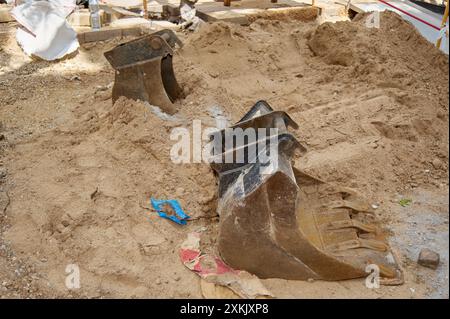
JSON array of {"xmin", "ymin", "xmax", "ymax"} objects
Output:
[
  {"xmin": 104, "ymin": 30, "xmax": 183, "ymax": 115},
  {"xmin": 210, "ymin": 101, "xmax": 403, "ymax": 284}
]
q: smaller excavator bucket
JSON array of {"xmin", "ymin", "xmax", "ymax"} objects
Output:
[
  {"xmin": 104, "ymin": 30, "xmax": 183, "ymax": 115},
  {"xmin": 210, "ymin": 101, "xmax": 403, "ymax": 284}
]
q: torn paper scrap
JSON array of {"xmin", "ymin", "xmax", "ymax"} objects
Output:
[{"xmin": 180, "ymin": 232, "xmax": 273, "ymax": 299}]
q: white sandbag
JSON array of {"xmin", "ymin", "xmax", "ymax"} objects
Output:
[{"xmin": 11, "ymin": 0, "xmax": 79, "ymax": 61}]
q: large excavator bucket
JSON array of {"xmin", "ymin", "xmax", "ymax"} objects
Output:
[
  {"xmin": 210, "ymin": 101, "xmax": 403, "ymax": 284},
  {"xmin": 104, "ymin": 30, "xmax": 183, "ymax": 115}
]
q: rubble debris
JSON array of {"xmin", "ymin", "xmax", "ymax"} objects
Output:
[
  {"xmin": 151, "ymin": 198, "xmax": 190, "ymax": 225},
  {"xmin": 104, "ymin": 29, "xmax": 183, "ymax": 114},
  {"xmin": 11, "ymin": 0, "xmax": 79, "ymax": 61},
  {"xmin": 209, "ymin": 100, "xmax": 404, "ymax": 284},
  {"xmin": 180, "ymin": 231, "xmax": 273, "ymax": 299},
  {"xmin": 418, "ymin": 248, "xmax": 440, "ymax": 269}
]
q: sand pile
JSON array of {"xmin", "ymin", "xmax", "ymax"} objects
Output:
[
  {"xmin": 173, "ymin": 11, "xmax": 448, "ymax": 197},
  {"xmin": 0, "ymin": 11, "xmax": 448, "ymax": 298},
  {"xmin": 309, "ymin": 12, "xmax": 448, "ymax": 85}
]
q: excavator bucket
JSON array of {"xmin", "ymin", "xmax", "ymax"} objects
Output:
[
  {"xmin": 210, "ymin": 101, "xmax": 403, "ymax": 284},
  {"xmin": 104, "ymin": 29, "xmax": 183, "ymax": 115}
]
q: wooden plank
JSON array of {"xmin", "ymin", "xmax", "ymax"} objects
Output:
[
  {"xmin": 78, "ymin": 27, "xmax": 140, "ymax": 44},
  {"xmin": 102, "ymin": 0, "xmax": 144, "ymax": 9}
]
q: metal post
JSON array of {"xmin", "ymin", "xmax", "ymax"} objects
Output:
[{"xmin": 436, "ymin": 0, "xmax": 449, "ymax": 49}]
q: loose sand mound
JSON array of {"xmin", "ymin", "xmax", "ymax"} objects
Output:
[
  {"xmin": 174, "ymin": 11, "xmax": 448, "ymax": 197},
  {"xmin": 0, "ymin": 11, "xmax": 448, "ymax": 298}
]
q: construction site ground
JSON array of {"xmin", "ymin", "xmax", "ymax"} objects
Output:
[{"xmin": 0, "ymin": 9, "xmax": 449, "ymax": 298}]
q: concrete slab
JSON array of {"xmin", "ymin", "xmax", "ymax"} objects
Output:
[
  {"xmin": 76, "ymin": 21, "xmax": 179, "ymax": 44},
  {"xmin": 67, "ymin": 9, "xmax": 107, "ymax": 27},
  {"xmin": 191, "ymin": 0, "xmax": 317, "ymax": 25},
  {"xmin": 109, "ymin": 17, "xmax": 180, "ymax": 31},
  {"xmin": 102, "ymin": 0, "xmax": 144, "ymax": 9}
]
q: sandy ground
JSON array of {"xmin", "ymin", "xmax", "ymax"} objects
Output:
[{"xmin": 0, "ymin": 10, "xmax": 449, "ymax": 298}]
